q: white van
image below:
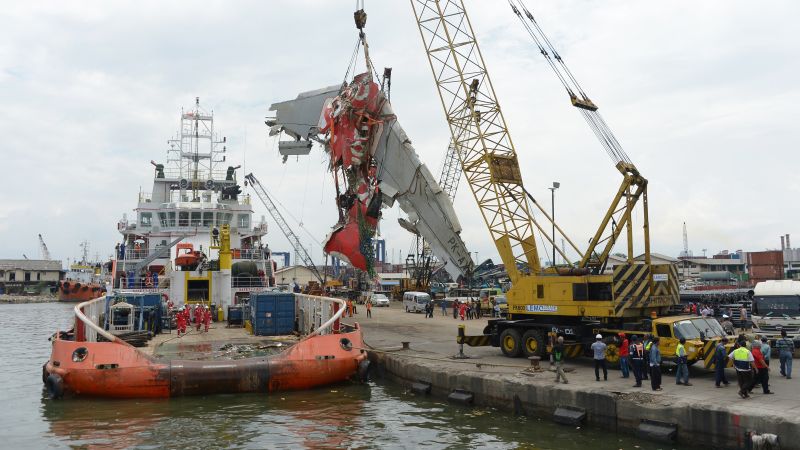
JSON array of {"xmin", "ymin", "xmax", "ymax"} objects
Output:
[{"xmin": 403, "ymin": 291, "xmax": 431, "ymax": 313}]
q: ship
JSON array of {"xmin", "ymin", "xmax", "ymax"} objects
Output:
[
  {"xmin": 43, "ymin": 99, "xmax": 367, "ymax": 399},
  {"xmin": 57, "ymin": 242, "xmax": 108, "ymax": 302}
]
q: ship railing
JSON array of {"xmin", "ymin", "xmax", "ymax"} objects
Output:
[
  {"xmin": 121, "ymin": 249, "xmax": 149, "ymax": 260},
  {"xmin": 236, "ymin": 249, "xmax": 269, "ymax": 261},
  {"xmin": 232, "ymin": 276, "xmax": 266, "ymax": 287},
  {"xmin": 118, "ymin": 278, "xmax": 170, "ymax": 290},
  {"xmin": 138, "ymin": 192, "xmax": 153, "ymax": 203},
  {"xmin": 74, "ymin": 295, "xmax": 118, "ymax": 343},
  {"xmin": 160, "ymin": 169, "xmax": 231, "ymax": 181},
  {"xmin": 295, "ymin": 294, "xmax": 346, "ymax": 338}
]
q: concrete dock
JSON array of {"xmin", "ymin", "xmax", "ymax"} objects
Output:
[{"xmin": 355, "ymin": 304, "xmax": 800, "ymax": 449}]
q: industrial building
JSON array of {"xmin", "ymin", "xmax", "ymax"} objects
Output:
[{"xmin": 0, "ymin": 259, "xmax": 63, "ymax": 294}]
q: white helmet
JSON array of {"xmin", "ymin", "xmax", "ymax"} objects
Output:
[{"xmin": 596, "ymin": 334, "xmax": 603, "ymax": 339}]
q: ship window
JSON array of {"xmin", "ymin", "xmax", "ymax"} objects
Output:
[
  {"xmin": 191, "ymin": 212, "xmax": 202, "ymax": 226},
  {"xmin": 178, "ymin": 212, "xmax": 189, "ymax": 227},
  {"xmin": 238, "ymin": 214, "xmax": 250, "ymax": 229},
  {"xmin": 222, "ymin": 213, "xmax": 233, "ymax": 225},
  {"xmin": 140, "ymin": 212, "xmax": 152, "ymax": 227},
  {"xmin": 158, "ymin": 213, "xmax": 168, "ymax": 227},
  {"xmin": 203, "ymin": 212, "xmax": 214, "ymax": 227},
  {"xmin": 168, "ymin": 212, "xmax": 176, "ymax": 227}
]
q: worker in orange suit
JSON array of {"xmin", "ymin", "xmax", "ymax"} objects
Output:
[
  {"xmin": 203, "ymin": 307, "xmax": 212, "ymax": 332},
  {"xmin": 195, "ymin": 306, "xmax": 203, "ymax": 331},
  {"xmin": 176, "ymin": 309, "xmax": 186, "ymax": 336},
  {"xmin": 347, "ymin": 299, "xmax": 353, "ymax": 318}
]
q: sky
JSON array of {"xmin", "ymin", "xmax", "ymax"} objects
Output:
[{"xmin": 1, "ymin": 0, "xmax": 798, "ymax": 268}]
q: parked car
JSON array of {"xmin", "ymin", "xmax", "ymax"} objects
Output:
[{"xmin": 373, "ymin": 293, "xmax": 390, "ymax": 307}]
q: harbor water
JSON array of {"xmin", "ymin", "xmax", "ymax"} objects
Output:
[{"xmin": 1, "ymin": 302, "xmax": 688, "ymax": 449}]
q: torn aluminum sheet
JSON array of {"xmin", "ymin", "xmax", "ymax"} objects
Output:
[{"xmin": 267, "ymin": 85, "xmax": 473, "ymax": 279}]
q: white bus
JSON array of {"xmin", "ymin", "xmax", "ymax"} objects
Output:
[{"xmin": 403, "ymin": 291, "xmax": 431, "ymax": 313}]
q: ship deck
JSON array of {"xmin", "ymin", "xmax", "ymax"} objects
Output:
[{"xmin": 143, "ymin": 321, "xmax": 301, "ymax": 361}]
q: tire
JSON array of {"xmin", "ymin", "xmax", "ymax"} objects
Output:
[
  {"xmin": 500, "ymin": 328, "xmax": 523, "ymax": 358},
  {"xmin": 45, "ymin": 374, "xmax": 64, "ymax": 399},
  {"xmin": 522, "ymin": 329, "xmax": 546, "ymax": 358}
]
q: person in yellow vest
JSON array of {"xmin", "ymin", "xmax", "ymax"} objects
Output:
[
  {"xmin": 729, "ymin": 342, "xmax": 755, "ymax": 399},
  {"xmin": 675, "ymin": 338, "xmax": 692, "ymax": 386}
]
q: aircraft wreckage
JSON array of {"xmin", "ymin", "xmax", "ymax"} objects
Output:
[{"xmin": 266, "ymin": 48, "xmax": 473, "ymax": 280}]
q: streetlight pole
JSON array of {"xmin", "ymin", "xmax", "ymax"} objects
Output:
[{"xmin": 549, "ymin": 182, "xmax": 560, "ymax": 266}]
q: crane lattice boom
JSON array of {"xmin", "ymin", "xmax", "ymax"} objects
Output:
[{"xmin": 245, "ymin": 173, "xmax": 324, "ymax": 284}]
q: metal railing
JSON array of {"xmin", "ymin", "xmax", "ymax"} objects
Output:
[
  {"xmin": 75, "ymin": 295, "xmax": 118, "ymax": 343},
  {"xmin": 295, "ymin": 294, "xmax": 345, "ymax": 338},
  {"xmin": 232, "ymin": 276, "xmax": 266, "ymax": 287}
]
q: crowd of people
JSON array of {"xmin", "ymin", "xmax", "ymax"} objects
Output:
[
  {"xmin": 174, "ymin": 304, "xmax": 213, "ymax": 336},
  {"xmin": 582, "ymin": 330, "xmax": 795, "ymax": 398}
]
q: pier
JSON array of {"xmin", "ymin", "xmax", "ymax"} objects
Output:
[{"xmin": 360, "ymin": 306, "xmax": 799, "ymax": 448}]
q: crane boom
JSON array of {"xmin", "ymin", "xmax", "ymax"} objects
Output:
[
  {"xmin": 38, "ymin": 234, "xmax": 51, "ymax": 260},
  {"xmin": 410, "ymin": 0, "xmax": 541, "ymax": 281},
  {"xmin": 244, "ymin": 173, "xmax": 324, "ymax": 285}
]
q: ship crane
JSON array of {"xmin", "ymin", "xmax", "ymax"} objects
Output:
[
  {"xmin": 244, "ymin": 173, "xmax": 324, "ymax": 285},
  {"xmin": 38, "ymin": 234, "xmax": 51, "ymax": 260}
]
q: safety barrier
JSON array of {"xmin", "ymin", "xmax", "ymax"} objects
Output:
[{"xmin": 74, "ymin": 295, "xmax": 117, "ymax": 343}]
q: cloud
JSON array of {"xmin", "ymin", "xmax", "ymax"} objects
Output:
[{"xmin": 0, "ymin": 1, "xmax": 797, "ymax": 267}]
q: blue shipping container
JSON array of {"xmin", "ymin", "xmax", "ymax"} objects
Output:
[{"xmin": 250, "ymin": 292, "xmax": 295, "ymax": 336}]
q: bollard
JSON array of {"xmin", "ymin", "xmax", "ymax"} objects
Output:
[
  {"xmin": 529, "ymin": 356, "xmax": 541, "ymax": 369},
  {"xmin": 456, "ymin": 325, "xmax": 466, "ymax": 358}
]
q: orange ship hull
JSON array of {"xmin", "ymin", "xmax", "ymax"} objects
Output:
[
  {"xmin": 57, "ymin": 281, "xmax": 106, "ymax": 302},
  {"xmin": 44, "ymin": 326, "xmax": 367, "ymax": 398}
]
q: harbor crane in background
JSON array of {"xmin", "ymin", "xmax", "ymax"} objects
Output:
[
  {"xmin": 409, "ymin": 0, "xmax": 679, "ymax": 358},
  {"xmin": 245, "ymin": 173, "xmax": 324, "ymax": 285},
  {"xmin": 38, "ymin": 234, "xmax": 51, "ymax": 260}
]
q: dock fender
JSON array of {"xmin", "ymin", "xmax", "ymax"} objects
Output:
[
  {"xmin": 45, "ymin": 374, "xmax": 64, "ymax": 399},
  {"xmin": 357, "ymin": 358, "xmax": 372, "ymax": 382}
]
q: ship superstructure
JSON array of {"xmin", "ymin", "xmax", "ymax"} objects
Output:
[{"xmin": 114, "ymin": 98, "xmax": 274, "ymax": 313}]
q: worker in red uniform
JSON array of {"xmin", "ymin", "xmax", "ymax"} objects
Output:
[
  {"xmin": 176, "ymin": 309, "xmax": 186, "ymax": 336},
  {"xmin": 203, "ymin": 307, "xmax": 212, "ymax": 332},
  {"xmin": 195, "ymin": 305, "xmax": 203, "ymax": 331},
  {"xmin": 458, "ymin": 301, "xmax": 467, "ymax": 321}
]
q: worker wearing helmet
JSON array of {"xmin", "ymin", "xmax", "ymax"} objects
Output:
[{"xmin": 591, "ymin": 334, "xmax": 607, "ymax": 381}]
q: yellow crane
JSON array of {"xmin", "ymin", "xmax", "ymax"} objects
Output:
[{"xmin": 409, "ymin": 0, "xmax": 678, "ymax": 358}]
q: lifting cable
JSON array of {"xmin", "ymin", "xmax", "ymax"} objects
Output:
[{"xmin": 508, "ymin": 0, "xmax": 633, "ymax": 166}]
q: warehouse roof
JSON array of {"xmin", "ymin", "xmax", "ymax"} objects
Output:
[{"xmin": 0, "ymin": 259, "xmax": 63, "ymax": 271}]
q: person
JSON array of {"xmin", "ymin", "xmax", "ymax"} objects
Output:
[
  {"xmin": 346, "ymin": 299, "xmax": 353, "ymax": 318},
  {"xmin": 748, "ymin": 341, "xmax": 773, "ymax": 395},
  {"xmin": 642, "ymin": 333, "xmax": 653, "ymax": 381},
  {"xmin": 591, "ymin": 334, "xmax": 608, "ymax": 381},
  {"xmin": 119, "ymin": 243, "xmax": 126, "ymax": 260},
  {"xmin": 776, "ymin": 330, "xmax": 795, "ymax": 378},
  {"xmin": 630, "ymin": 335, "xmax": 645, "ymax": 387},
  {"xmin": 195, "ymin": 305, "xmax": 203, "ymax": 331},
  {"xmin": 203, "ymin": 307, "xmax": 211, "ymax": 332},
  {"xmin": 353, "ymin": 299, "xmax": 358, "ymax": 315},
  {"xmin": 721, "ymin": 315, "xmax": 735, "ymax": 335},
  {"xmin": 176, "ymin": 308, "xmax": 186, "ymax": 336},
  {"xmin": 459, "ymin": 301, "xmax": 467, "ymax": 321},
  {"xmin": 740, "ymin": 306, "xmax": 749, "ymax": 332},
  {"xmin": 675, "ymin": 337, "xmax": 691, "ymax": 386},
  {"xmin": 701, "ymin": 305, "xmax": 710, "ymax": 317},
  {"xmin": 760, "ymin": 337, "xmax": 771, "ymax": 366},
  {"xmin": 649, "ymin": 336, "xmax": 662, "ymax": 391},
  {"xmin": 730, "ymin": 341, "xmax": 755, "ymax": 399},
  {"xmin": 618, "ymin": 333, "xmax": 630, "ymax": 379},
  {"xmin": 553, "ymin": 336, "xmax": 568, "ymax": 384},
  {"xmin": 441, "ymin": 300, "xmax": 447, "ymax": 316},
  {"xmin": 453, "ymin": 300, "xmax": 458, "ymax": 319},
  {"xmin": 366, "ymin": 300, "xmax": 372, "ymax": 318},
  {"xmin": 713, "ymin": 337, "xmax": 730, "ymax": 388}
]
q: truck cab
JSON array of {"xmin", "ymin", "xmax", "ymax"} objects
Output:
[{"xmin": 751, "ymin": 280, "xmax": 800, "ymax": 348}]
